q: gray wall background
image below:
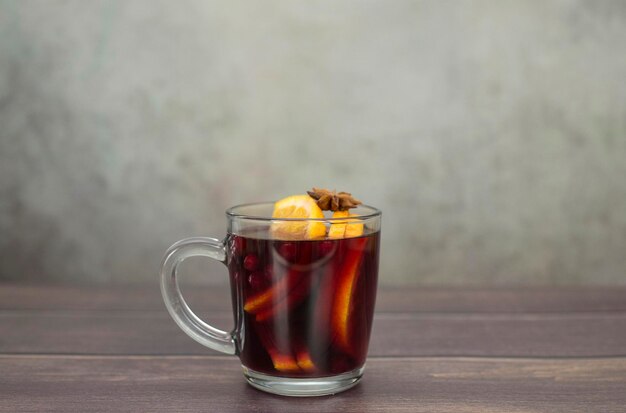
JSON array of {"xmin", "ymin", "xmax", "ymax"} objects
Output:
[{"xmin": 1, "ymin": 0, "xmax": 625, "ymax": 286}]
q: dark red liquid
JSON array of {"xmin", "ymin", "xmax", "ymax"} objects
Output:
[{"xmin": 227, "ymin": 232, "xmax": 380, "ymax": 378}]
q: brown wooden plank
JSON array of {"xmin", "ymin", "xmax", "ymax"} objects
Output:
[
  {"xmin": 0, "ymin": 283, "xmax": 233, "ymax": 312},
  {"xmin": 2, "ymin": 311, "xmax": 625, "ymax": 357},
  {"xmin": 1, "ymin": 355, "xmax": 625, "ymax": 413},
  {"xmin": 2, "ymin": 283, "xmax": 626, "ymax": 313}
]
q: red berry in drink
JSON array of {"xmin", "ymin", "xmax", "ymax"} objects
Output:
[
  {"xmin": 278, "ymin": 243, "xmax": 296, "ymax": 262},
  {"xmin": 248, "ymin": 271, "xmax": 267, "ymax": 291},
  {"xmin": 243, "ymin": 254, "xmax": 259, "ymax": 271}
]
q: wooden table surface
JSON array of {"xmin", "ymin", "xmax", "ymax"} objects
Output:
[{"xmin": 1, "ymin": 283, "xmax": 625, "ymax": 412}]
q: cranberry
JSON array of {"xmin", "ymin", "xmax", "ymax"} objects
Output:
[
  {"xmin": 278, "ymin": 243, "xmax": 297, "ymax": 261},
  {"xmin": 243, "ymin": 254, "xmax": 259, "ymax": 271},
  {"xmin": 248, "ymin": 271, "xmax": 267, "ymax": 291},
  {"xmin": 264, "ymin": 264, "xmax": 274, "ymax": 280},
  {"xmin": 319, "ymin": 240, "xmax": 335, "ymax": 257}
]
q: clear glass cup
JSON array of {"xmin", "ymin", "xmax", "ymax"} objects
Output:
[{"xmin": 160, "ymin": 202, "xmax": 381, "ymax": 396}]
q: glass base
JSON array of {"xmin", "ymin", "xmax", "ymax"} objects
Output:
[{"xmin": 242, "ymin": 365, "xmax": 365, "ymax": 397}]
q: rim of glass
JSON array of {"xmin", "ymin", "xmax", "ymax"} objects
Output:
[{"xmin": 226, "ymin": 201, "xmax": 382, "ymax": 221}]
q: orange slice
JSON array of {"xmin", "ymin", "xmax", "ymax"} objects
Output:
[
  {"xmin": 331, "ymin": 237, "xmax": 368, "ymax": 354},
  {"xmin": 253, "ymin": 269, "xmax": 313, "ymax": 321},
  {"xmin": 271, "ymin": 195, "xmax": 327, "ymax": 240},
  {"xmin": 244, "ymin": 267, "xmax": 306, "ymax": 314},
  {"xmin": 329, "ymin": 211, "xmax": 364, "ymax": 239},
  {"xmin": 270, "ymin": 352, "xmax": 301, "ymax": 373},
  {"xmin": 328, "ymin": 210, "xmax": 349, "ymax": 239},
  {"xmin": 254, "ymin": 324, "xmax": 300, "ymax": 373},
  {"xmin": 295, "ymin": 345, "xmax": 316, "ymax": 373},
  {"xmin": 344, "ymin": 215, "xmax": 364, "ymax": 238}
]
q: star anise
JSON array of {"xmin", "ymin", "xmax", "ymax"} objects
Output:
[{"xmin": 306, "ymin": 187, "xmax": 362, "ymax": 211}]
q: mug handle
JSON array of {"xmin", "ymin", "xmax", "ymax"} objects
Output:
[{"xmin": 160, "ymin": 237, "xmax": 236, "ymax": 355}]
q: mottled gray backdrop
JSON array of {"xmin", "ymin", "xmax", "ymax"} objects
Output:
[{"xmin": 1, "ymin": 0, "xmax": 625, "ymax": 285}]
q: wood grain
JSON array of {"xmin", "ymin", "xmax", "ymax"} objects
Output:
[
  {"xmin": 2, "ymin": 283, "xmax": 626, "ymax": 312},
  {"xmin": 1, "ymin": 311, "xmax": 625, "ymax": 357},
  {"xmin": 2, "ymin": 284, "xmax": 625, "ymax": 412},
  {"xmin": 1, "ymin": 355, "xmax": 625, "ymax": 413}
]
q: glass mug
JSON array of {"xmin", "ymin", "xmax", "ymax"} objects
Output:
[{"xmin": 160, "ymin": 202, "xmax": 381, "ymax": 396}]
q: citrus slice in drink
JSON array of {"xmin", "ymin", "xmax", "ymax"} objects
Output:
[
  {"xmin": 254, "ymin": 324, "xmax": 300, "ymax": 373},
  {"xmin": 329, "ymin": 210, "xmax": 364, "ymax": 239},
  {"xmin": 244, "ymin": 268, "xmax": 294, "ymax": 314},
  {"xmin": 344, "ymin": 215, "xmax": 364, "ymax": 238},
  {"xmin": 271, "ymin": 195, "xmax": 327, "ymax": 240},
  {"xmin": 252, "ymin": 268, "xmax": 314, "ymax": 321},
  {"xmin": 331, "ymin": 236, "xmax": 368, "ymax": 355}
]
